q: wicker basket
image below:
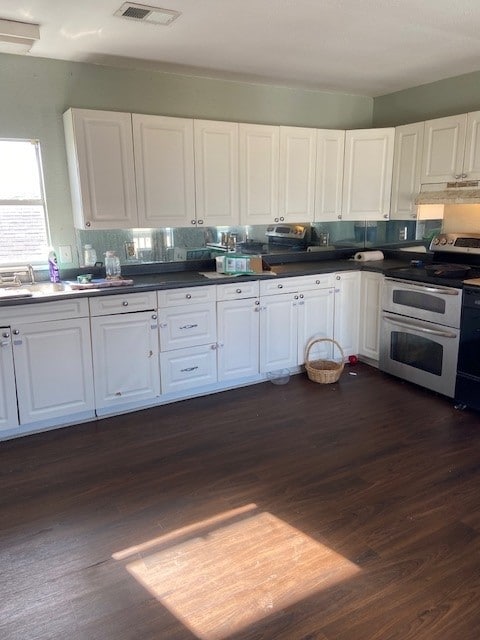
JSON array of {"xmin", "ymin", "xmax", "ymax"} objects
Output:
[{"xmin": 304, "ymin": 337, "xmax": 345, "ymax": 384}]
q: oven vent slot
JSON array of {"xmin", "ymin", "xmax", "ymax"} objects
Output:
[{"xmin": 114, "ymin": 3, "xmax": 182, "ymax": 26}]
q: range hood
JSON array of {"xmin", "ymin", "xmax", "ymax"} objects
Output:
[{"xmin": 415, "ymin": 180, "xmax": 480, "ymax": 205}]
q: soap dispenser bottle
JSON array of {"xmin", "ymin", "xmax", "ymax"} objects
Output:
[{"xmin": 48, "ymin": 248, "xmax": 60, "ymax": 283}]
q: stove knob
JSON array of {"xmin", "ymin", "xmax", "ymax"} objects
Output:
[
  {"xmin": 440, "ymin": 237, "xmax": 447, "ymax": 245},
  {"xmin": 432, "ymin": 237, "xmax": 440, "ymax": 245}
]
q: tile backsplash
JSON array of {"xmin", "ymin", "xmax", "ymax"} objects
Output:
[{"xmin": 73, "ymin": 219, "xmax": 441, "ymax": 267}]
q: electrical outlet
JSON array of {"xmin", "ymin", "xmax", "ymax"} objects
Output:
[{"xmin": 58, "ymin": 245, "xmax": 73, "ymax": 264}]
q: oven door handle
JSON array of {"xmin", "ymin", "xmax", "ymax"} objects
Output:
[
  {"xmin": 382, "ymin": 313, "xmax": 458, "ymax": 338},
  {"xmin": 385, "ymin": 278, "xmax": 460, "ymax": 295}
]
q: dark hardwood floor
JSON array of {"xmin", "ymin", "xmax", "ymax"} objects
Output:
[{"xmin": 1, "ymin": 363, "xmax": 480, "ymax": 640}]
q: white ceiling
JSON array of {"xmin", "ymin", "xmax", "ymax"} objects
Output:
[{"xmin": 3, "ymin": 0, "xmax": 480, "ymax": 96}]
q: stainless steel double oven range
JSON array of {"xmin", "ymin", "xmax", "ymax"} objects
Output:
[{"xmin": 380, "ymin": 233, "xmax": 480, "ymax": 399}]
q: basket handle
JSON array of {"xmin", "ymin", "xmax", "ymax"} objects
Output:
[{"xmin": 305, "ymin": 337, "xmax": 345, "ymax": 364}]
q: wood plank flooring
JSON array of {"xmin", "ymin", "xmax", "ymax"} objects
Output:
[{"xmin": 1, "ymin": 363, "xmax": 480, "ymax": 640}]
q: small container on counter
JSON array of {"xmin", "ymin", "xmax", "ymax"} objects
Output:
[{"xmin": 105, "ymin": 251, "xmax": 121, "ymax": 279}]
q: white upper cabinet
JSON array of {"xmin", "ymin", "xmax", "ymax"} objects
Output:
[
  {"xmin": 462, "ymin": 111, "xmax": 480, "ymax": 179},
  {"xmin": 390, "ymin": 122, "xmax": 425, "ymax": 220},
  {"xmin": 279, "ymin": 126, "xmax": 317, "ymax": 222},
  {"xmin": 63, "ymin": 108, "xmax": 138, "ymax": 229},
  {"xmin": 342, "ymin": 128, "xmax": 395, "ymax": 220},
  {"xmin": 239, "ymin": 123, "xmax": 280, "ymax": 225},
  {"xmin": 421, "ymin": 114, "xmax": 467, "ymax": 183},
  {"xmin": 314, "ymin": 129, "xmax": 345, "ymax": 221},
  {"xmin": 194, "ymin": 120, "xmax": 240, "ymax": 227},
  {"xmin": 133, "ymin": 114, "xmax": 196, "ymax": 228}
]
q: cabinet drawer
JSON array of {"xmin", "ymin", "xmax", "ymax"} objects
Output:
[
  {"xmin": 158, "ymin": 285, "xmax": 216, "ymax": 307},
  {"xmin": 295, "ymin": 273, "xmax": 335, "ymax": 290},
  {"xmin": 259, "ymin": 277, "xmax": 302, "ymax": 296},
  {"xmin": 89, "ymin": 291, "xmax": 157, "ymax": 316},
  {"xmin": 0, "ymin": 298, "xmax": 90, "ymax": 324},
  {"xmin": 159, "ymin": 303, "xmax": 217, "ymax": 351},
  {"xmin": 160, "ymin": 344, "xmax": 217, "ymax": 394},
  {"xmin": 217, "ymin": 281, "xmax": 259, "ymax": 300}
]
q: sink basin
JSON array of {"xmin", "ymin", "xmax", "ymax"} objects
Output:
[
  {"xmin": 26, "ymin": 282, "xmax": 74, "ymax": 297},
  {"xmin": 0, "ymin": 287, "xmax": 33, "ymax": 299}
]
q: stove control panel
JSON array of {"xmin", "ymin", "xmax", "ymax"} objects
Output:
[{"xmin": 430, "ymin": 233, "xmax": 480, "ymax": 254}]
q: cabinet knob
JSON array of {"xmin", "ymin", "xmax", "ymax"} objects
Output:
[
  {"xmin": 299, "ymin": 294, "xmax": 304, "ymax": 299},
  {"xmin": 160, "ymin": 322, "xmax": 168, "ymax": 328},
  {"xmin": 383, "ymin": 214, "xmax": 388, "ymax": 219},
  {"xmin": 255, "ymin": 300, "xmax": 260, "ymax": 305},
  {"xmin": 13, "ymin": 329, "xmax": 20, "ymax": 335},
  {"xmin": 186, "ymin": 293, "xmax": 192, "ymax": 299},
  {"xmin": 277, "ymin": 284, "xmax": 283, "ymax": 289},
  {"xmin": 151, "ymin": 314, "xmax": 157, "ymax": 320},
  {"xmin": 236, "ymin": 288, "xmax": 242, "ymax": 294},
  {"xmin": 1, "ymin": 331, "xmax": 9, "ymax": 338},
  {"xmin": 211, "ymin": 344, "xmax": 217, "ymax": 350},
  {"xmin": 336, "ymin": 275, "xmax": 341, "ymax": 281},
  {"xmin": 294, "ymin": 294, "xmax": 299, "ymax": 300},
  {"xmin": 122, "ymin": 301, "xmax": 128, "ymax": 306},
  {"xmin": 191, "ymin": 219, "xmax": 196, "ymax": 225},
  {"xmin": 85, "ymin": 221, "xmax": 91, "ymax": 228},
  {"xmin": 337, "ymin": 215, "xmax": 342, "ymax": 220},
  {"xmin": 454, "ymin": 174, "xmax": 461, "ymax": 180},
  {"xmin": 198, "ymin": 219, "xmax": 204, "ymax": 225},
  {"xmin": 462, "ymin": 173, "xmax": 468, "ymax": 179},
  {"xmin": 274, "ymin": 217, "xmax": 279, "ymax": 222},
  {"xmin": 279, "ymin": 216, "xmax": 285, "ymax": 222}
]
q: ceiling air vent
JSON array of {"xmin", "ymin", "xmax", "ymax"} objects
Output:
[{"xmin": 115, "ymin": 3, "xmax": 181, "ymax": 26}]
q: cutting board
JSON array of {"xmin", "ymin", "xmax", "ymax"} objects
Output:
[{"xmin": 66, "ymin": 278, "xmax": 134, "ymax": 290}]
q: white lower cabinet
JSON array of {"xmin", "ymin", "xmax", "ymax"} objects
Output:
[
  {"xmin": 333, "ymin": 271, "xmax": 361, "ymax": 359},
  {"xmin": 359, "ymin": 271, "xmax": 383, "ymax": 362},
  {"xmin": 217, "ymin": 296, "xmax": 260, "ymax": 381},
  {"xmin": 91, "ymin": 312, "xmax": 160, "ymax": 410},
  {"xmin": 0, "ymin": 299, "xmax": 95, "ymax": 435},
  {"xmin": 259, "ymin": 275, "xmax": 335, "ymax": 373},
  {"xmin": 158, "ymin": 285, "xmax": 218, "ymax": 394},
  {"xmin": 0, "ymin": 330, "xmax": 18, "ymax": 430},
  {"xmin": 89, "ymin": 292, "xmax": 159, "ymax": 411}
]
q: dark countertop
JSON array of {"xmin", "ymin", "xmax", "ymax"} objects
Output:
[{"xmin": 0, "ymin": 254, "xmax": 417, "ymax": 308}]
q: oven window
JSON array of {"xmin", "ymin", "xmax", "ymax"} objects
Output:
[
  {"xmin": 392, "ymin": 290, "xmax": 446, "ymax": 314},
  {"xmin": 391, "ymin": 331, "xmax": 443, "ymax": 376}
]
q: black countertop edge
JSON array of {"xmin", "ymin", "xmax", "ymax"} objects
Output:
[{"xmin": 0, "ymin": 256, "xmax": 413, "ymax": 307}]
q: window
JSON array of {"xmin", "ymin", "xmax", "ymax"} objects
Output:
[{"xmin": 0, "ymin": 139, "xmax": 50, "ymax": 265}]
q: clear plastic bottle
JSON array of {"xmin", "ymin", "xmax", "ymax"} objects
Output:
[
  {"xmin": 83, "ymin": 244, "xmax": 97, "ymax": 267},
  {"xmin": 105, "ymin": 251, "xmax": 121, "ymax": 279}
]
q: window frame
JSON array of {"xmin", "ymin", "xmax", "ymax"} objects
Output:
[{"xmin": 0, "ymin": 138, "xmax": 51, "ymax": 266}]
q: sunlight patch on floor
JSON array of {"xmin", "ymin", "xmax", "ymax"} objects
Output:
[{"xmin": 113, "ymin": 504, "xmax": 360, "ymax": 640}]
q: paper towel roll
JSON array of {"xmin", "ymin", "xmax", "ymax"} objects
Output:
[{"xmin": 353, "ymin": 250, "xmax": 384, "ymax": 262}]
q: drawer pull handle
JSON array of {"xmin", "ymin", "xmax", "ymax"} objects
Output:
[
  {"xmin": 180, "ymin": 323, "xmax": 198, "ymax": 330},
  {"xmin": 236, "ymin": 288, "xmax": 242, "ymax": 294},
  {"xmin": 181, "ymin": 366, "xmax": 198, "ymax": 372},
  {"xmin": 122, "ymin": 301, "xmax": 128, "ymax": 306},
  {"xmin": 278, "ymin": 284, "xmax": 283, "ymax": 289},
  {"xmin": 186, "ymin": 293, "xmax": 192, "ymax": 299}
]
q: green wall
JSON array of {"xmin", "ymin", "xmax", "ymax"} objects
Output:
[
  {"xmin": 0, "ymin": 53, "xmax": 373, "ymax": 257},
  {"xmin": 373, "ymin": 69, "xmax": 480, "ymax": 127}
]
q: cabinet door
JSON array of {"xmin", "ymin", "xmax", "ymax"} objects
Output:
[
  {"xmin": 159, "ymin": 303, "xmax": 217, "ymax": 351},
  {"xmin": 279, "ymin": 126, "xmax": 316, "ymax": 222},
  {"xmin": 421, "ymin": 114, "xmax": 467, "ymax": 183},
  {"xmin": 390, "ymin": 122, "xmax": 424, "ymax": 220},
  {"xmin": 194, "ymin": 120, "xmax": 239, "ymax": 226},
  {"xmin": 239, "ymin": 123, "xmax": 279, "ymax": 225},
  {"xmin": 259, "ymin": 293, "xmax": 297, "ymax": 372},
  {"xmin": 333, "ymin": 272, "xmax": 360, "ymax": 359},
  {"xmin": 133, "ymin": 114, "xmax": 196, "ymax": 228},
  {"xmin": 297, "ymin": 287, "xmax": 335, "ymax": 365},
  {"xmin": 160, "ymin": 344, "xmax": 217, "ymax": 394},
  {"xmin": 0, "ymin": 331, "xmax": 18, "ymax": 431},
  {"xmin": 342, "ymin": 128, "xmax": 395, "ymax": 220},
  {"xmin": 217, "ymin": 298, "xmax": 259, "ymax": 381},
  {"xmin": 315, "ymin": 129, "xmax": 345, "ymax": 221},
  {"xmin": 91, "ymin": 311, "xmax": 160, "ymax": 410},
  {"xmin": 359, "ymin": 272, "xmax": 383, "ymax": 361},
  {"xmin": 63, "ymin": 108, "xmax": 138, "ymax": 229},
  {"xmin": 13, "ymin": 318, "xmax": 95, "ymax": 424},
  {"xmin": 463, "ymin": 111, "xmax": 480, "ymax": 180}
]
